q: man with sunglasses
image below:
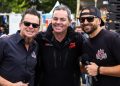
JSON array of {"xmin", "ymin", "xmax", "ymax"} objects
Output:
[
  {"xmin": 0, "ymin": 8, "xmax": 40, "ymax": 86},
  {"xmin": 79, "ymin": 6, "xmax": 120, "ymax": 86}
]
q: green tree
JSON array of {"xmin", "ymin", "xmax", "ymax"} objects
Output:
[
  {"xmin": 0, "ymin": 0, "xmax": 77, "ymax": 14},
  {"xmin": 9, "ymin": 0, "xmax": 29, "ymax": 13},
  {"xmin": 0, "ymin": 0, "xmax": 30, "ymax": 13}
]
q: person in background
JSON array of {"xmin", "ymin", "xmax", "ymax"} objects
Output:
[
  {"xmin": 75, "ymin": 25, "xmax": 89, "ymax": 43},
  {"xmin": 75, "ymin": 26, "xmax": 84, "ymax": 33},
  {"xmin": 0, "ymin": 24, "xmax": 5, "ymax": 36},
  {"xmin": 79, "ymin": 6, "xmax": 120, "ymax": 86},
  {"xmin": 0, "ymin": 24, "xmax": 8, "ymax": 37},
  {"xmin": 0, "ymin": 8, "xmax": 40, "ymax": 86},
  {"xmin": 35, "ymin": 4, "xmax": 84, "ymax": 86}
]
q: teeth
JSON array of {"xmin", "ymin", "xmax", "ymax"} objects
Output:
[{"xmin": 26, "ymin": 30, "xmax": 34, "ymax": 33}]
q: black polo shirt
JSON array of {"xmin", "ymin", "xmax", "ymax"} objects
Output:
[{"xmin": 0, "ymin": 31, "xmax": 38, "ymax": 86}]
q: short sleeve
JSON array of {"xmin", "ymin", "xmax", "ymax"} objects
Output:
[
  {"xmin": 111, "ymin": 34, "xmax": 120, "ymax": 63},
  {"xmin": 0, "ymin": 38, "xmax": 6, "ymax": 62}
]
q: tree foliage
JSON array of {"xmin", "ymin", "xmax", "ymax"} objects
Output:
[
  {"xmin": 0, "ymin": 0, "xmax": 77, "ymax": 13},
  {"xmin": 0, "ymin": 0, "xmax": 30, "ymax": 13},
  {"xmin": 36, "ymin": 0, "xmax": 77, "ymax": 13}
]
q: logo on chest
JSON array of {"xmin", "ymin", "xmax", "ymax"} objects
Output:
[
  {"xmin": 69, "ymin": 42, "xmax": 76, "ymax": 48},
  {"xmin": 96, "ymin": 49, "xmax": 107, "ymax": 60},
  {"xmin": 31, "ymin": 51, "xmax": 36, "ymax": 58}
]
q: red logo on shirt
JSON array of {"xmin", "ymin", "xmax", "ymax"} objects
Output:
[{"xmin": 69, "ymin": 42, "xmax": 76, "ymax": 48}]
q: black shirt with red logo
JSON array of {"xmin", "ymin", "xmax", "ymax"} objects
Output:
[{"xmin": 35, "ymin": 26, "xmax": 84, "ymax": 86}]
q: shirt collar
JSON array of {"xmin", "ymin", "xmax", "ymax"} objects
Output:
[
  {"xmin": 15, "ymin": 30, "xmax": 25, "ymax": 44},
  {"xmin": 15, "ymin": 30, "xmax": 37, "ymax": 46}
]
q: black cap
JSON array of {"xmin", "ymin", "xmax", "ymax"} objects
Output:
[{"xmin": 79, "ymin": 6, "xmax": 104, "ymax": 26}]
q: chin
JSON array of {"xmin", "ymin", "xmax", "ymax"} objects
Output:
[
  {"xmin": 25, "ymin": 34, "xmax": 35, "ymax": 38},
  {"xmin": 54, "ymin": 30, "xmax": 62, "ymax": 33}
]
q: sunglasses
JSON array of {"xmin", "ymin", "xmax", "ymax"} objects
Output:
[
  {"xmin": 79, "ymin": 16, "xmax": 97, "ymax": 23},
  {"xmin": 23, "ymin": 21, "xmax": 39, "ymax": 28}
]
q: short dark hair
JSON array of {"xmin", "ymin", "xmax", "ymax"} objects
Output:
[
  {"xmin": 21, "ymin": 8, "xmax": 40, "ymax": 23},
  {"xmin": 53, "ymin": 4, "xmax": 71, "ymax": 21}
]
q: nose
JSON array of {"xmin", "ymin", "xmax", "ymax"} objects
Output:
[
  {"xmin": 29, "ymin": 24, "xmax": 33, "ymax": 29},
  {"xmin": 29, "ymin": 24, "xmax": 33, "ymax": 28},
  {"xmin": 56, "ymin": 19, "xmax": 61, "ymax": 23},
  {"xmin": 84, "ymin": 19, "xmax": 89, "ymax": 24}
]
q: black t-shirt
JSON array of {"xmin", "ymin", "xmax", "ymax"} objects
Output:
[{"xmin": 83, "ymin": 29, "xmax": 120, "ymax": 86}]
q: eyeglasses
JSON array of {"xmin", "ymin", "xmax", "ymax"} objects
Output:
[
  {"xmin": 79, "ymin": 16, "xmax": 97, "ymax": 23},
  {"xmin": 23, "ymin": 21, "xmax": 39, "ymax": 28}
]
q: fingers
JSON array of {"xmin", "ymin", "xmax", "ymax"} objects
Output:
[{"xmin": 85, "ymin": 63, "xmax": 98, "ymax": 76}]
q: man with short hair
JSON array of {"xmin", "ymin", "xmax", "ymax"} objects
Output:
[
  {"xmin": 35, "ymin": 4, "xmax": 84, "ymax": 86},
  {"xmin": 79, "ymin": 6, "xmax": 120, "ymax": 86},
  {"xmin": 0, "ymin": 8, "xmax": 40, "ymax": 86}
]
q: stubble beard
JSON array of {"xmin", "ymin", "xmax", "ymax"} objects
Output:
[{"xmin": 82, "ymin": 23, "xmax": 97, "ymax": 35}]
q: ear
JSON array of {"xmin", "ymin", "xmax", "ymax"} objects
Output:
[
  {"xmin": 69, "ymin": 19, "xmax": 72, "ymax": 26},
  {"xmin": 19, "ymin": 22, "xmax": 22, "ymax": 27},
  {"xmin": 19, "ymin": 22, "xmax": 22, "ymax": 30},
  {"xmin": 98, "ymin": 18, "xmax": 101, "ymax": 26}
]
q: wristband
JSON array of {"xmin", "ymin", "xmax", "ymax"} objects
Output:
[{"xmin": 97, "ymin": 66, "xmax": 100, "ymax": 75}]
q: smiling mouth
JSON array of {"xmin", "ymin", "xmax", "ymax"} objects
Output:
[
  {"xmin": 54, "ymin": 26, "xmax": 62, "ymax": 29},
  {"xmin": 26, "ymin": 30, "xmax": 34, "ymax": 34}
]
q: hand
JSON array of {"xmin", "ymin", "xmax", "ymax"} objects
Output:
[{"xmin": 86, "ymin": 62, "xmax": 98, "ymax": 76}]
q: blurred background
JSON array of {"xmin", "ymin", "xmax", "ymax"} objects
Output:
[{"xmin": 0, "ymin": 0, "xmax": 119, "ymax": 34}]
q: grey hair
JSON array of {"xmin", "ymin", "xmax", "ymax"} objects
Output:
[{"xmin": 53, "ymin": 4, "xmax": 71, "ymax": 21}]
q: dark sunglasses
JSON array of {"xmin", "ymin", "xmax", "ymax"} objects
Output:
[
  {"xmin": 79, "ymin": 16, "xmax": 97, "ymax": 23},
  {"xmin": 23, "ymin": 21, "xmax": 39, "ymax": 28}
]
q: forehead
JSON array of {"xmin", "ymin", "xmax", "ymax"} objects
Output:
[
  {"xmin": 53, "ymin": 10, "xmax": 68, "ymax": 18},
  {"xmin": 23, "ymin": 14, "xmax": 39, "ymax": 23}
]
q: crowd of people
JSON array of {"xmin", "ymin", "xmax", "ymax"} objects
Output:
[{"xmin": 0, "ymin": 4, "xmax": 120, "ymax": 86}]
